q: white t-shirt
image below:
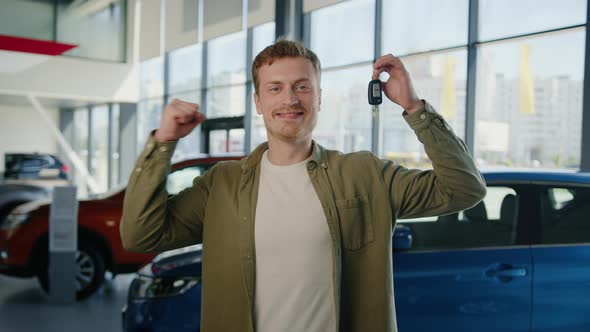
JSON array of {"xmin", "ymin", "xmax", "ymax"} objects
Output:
[{"xmin": 254, "ymin": 150, "xmax": 336, "ymax": 332}]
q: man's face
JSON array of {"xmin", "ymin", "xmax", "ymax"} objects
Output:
[{"xmin": 254, "ymin": 57, "xmax": 321, "ymax": 144}]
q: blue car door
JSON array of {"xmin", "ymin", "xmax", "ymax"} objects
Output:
[
  {"xmin": 531, "ymin": 185, "xmax": 590, "ymax": 331},
  {"xmin": 393, "ymin": 185, "xmax": 533, "ymax": 332}
]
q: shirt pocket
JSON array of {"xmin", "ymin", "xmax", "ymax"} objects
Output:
[{"xmin": 335, "ymin": 195, "xmax": 374, "ymax": 251}]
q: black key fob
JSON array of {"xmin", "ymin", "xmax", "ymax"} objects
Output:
[{"xmin": 368, "ymin": 79, "xmax": 382, "ymax": 105}]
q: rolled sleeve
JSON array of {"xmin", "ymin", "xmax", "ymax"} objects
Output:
[{"xmin": 379, "ymin": 100, "xmax": 486, "ymax": 220}]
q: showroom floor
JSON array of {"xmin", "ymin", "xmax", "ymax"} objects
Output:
[{"xmin": 0, "ymin": 273, "xmax": 133, "ymax": 332}]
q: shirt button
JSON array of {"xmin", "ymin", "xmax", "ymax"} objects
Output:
[
  {"xmin": 159, "ymin": 146, "xmax": 168, "ymax": 152},
  {"xmin": 135, "ymin": 167, "xmax": 142, "ymax": 172},
  {"xmin": 242, "ymin": 217, "xmax": 247, "ymax": 223},
  {"xmin": 419, "ymin": 113, "xmax": 426, "ymax": 120}
]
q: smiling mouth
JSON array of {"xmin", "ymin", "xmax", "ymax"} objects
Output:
[{"xmin": 276, "ymin": 112, "xmax": 304, "ymax": 119}]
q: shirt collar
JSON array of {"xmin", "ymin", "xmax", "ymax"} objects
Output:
[{"xmin": 241, "ymin": 140, "xmax": 327, "ymax": 170}]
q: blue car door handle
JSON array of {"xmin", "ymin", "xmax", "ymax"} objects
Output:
[
  {"xmin": 495, "ymin": 268, "xmax": 527, "ymax": 278},
  {"xmin": 485, "ymin": 264, "xmax": 528, "ymax": 282}
]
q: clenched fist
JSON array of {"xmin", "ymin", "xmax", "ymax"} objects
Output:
[{"xmin": 154, "ymin": 99, "xmax": 206, "ymax": 142}]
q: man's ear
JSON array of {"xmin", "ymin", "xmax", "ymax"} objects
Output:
[
  {"xmin": 254, "ymin": 92, "xmax": 262, "ymax": 115},
  {"xmin": 319, "ymin": 88, "xmax": 322, "ymax": 110}
]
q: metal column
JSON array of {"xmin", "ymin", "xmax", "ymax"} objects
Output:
[
  {"xmin": 580, "ymin": 0, "xmax": 590, "ymax": 171},
  {"xmin": 464, "ymin": 0, "xmax": 479, "ymax": 154}
]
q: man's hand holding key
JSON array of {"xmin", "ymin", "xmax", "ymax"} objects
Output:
[{"xmin": 154, "ymin": 99, "xmax": 206, "ymax": 143}]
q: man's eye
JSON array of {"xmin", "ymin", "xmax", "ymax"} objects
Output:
[
  {"xmin": 296, "ymin": 85, "xmax": 309, "ymax": 91},
  {"xmin": 269, "ymin": 87, "xmax": 280, "ymax": 92}
]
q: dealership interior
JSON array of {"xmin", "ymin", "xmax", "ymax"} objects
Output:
[{"xmin": 1, "ymin": 0, "xmax": 590, "ymax": 331}]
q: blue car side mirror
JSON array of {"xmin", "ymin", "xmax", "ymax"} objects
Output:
[{"xmin": 393, "ymin": 224, "xmax": 413, "ymax": 251}]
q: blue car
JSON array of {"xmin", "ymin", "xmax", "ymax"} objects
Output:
[
  {"xmin": 122, "ymin": 245, "xmax": 203, "ymax": 332},
  {"xmin": 122, "ymin": 170, "xmax": 590, "ymax": 332},
  {"xmin": 3, "ymin": 153, "xmax": 69, "ymax": 180}
]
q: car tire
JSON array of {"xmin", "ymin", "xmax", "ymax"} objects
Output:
[{"xmin": 37, "ymin": 244, "xmax": 106, "ymax": 301}]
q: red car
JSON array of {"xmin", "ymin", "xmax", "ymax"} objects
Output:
[{"xmin": 0, "ymin": 155, "xmax": 241, "ymax": 300}]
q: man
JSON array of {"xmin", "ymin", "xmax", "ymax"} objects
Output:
[{"xmin": 120, "ymin": 39, "xmax": 486, "ymax": 332}]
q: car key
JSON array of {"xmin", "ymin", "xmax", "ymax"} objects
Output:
[
  {"xmin": 368, "ymin": 79, "xmax": 382, "ymax": 106},
  {"xmin": 368, "ymin": 79, "xmax": 382, "ymax": 120},
  {"xmin": 368, "ymin": 79, "xmax": 384, "ymax": 154}
]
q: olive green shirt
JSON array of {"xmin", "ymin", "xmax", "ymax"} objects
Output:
[{"xmin": 120, "ymin": 100, "xmax": 486, "ymax": 332}]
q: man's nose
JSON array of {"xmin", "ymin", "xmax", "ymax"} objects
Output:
[{"xmin": 282, "ymin": 88, "xmax": 300, "ymax": 107}]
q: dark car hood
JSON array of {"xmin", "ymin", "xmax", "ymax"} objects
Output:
[
  {"xmin": 142, "ymin": 244, "xmax": 203, "ymax": 278},
  {"xmin": 0, "ymin": 183, "xmax": 50, "ymax": 204}
]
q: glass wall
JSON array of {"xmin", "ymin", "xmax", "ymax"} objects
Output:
[
  {"xmin": 138, "ymin": 18, "xmax": 276, "ymax": 158},
  {"xmin": 168, "ymin": 44, "xmax": 203, "ymax": 93},
  {"xmin": 70, "ymin": 107, "xmax": 89, "ymax": 196},
  {"xmin": 137, "ymin": 56, "xmax": 165, "ymax": 151},
  {"xmin": 137, "ymin": 98, "xmax": 164, "ymax": 152},
  {"xmin": 478, "ymin": 0, "xmax": 586, "ymax": 41},
  {"xmin": 50, "ymin": 0, "xmax": 590, "ymax": 202},
  {"xmin": 203, "ymin": 29, "xmax": 250, "ymax": 155},
  {"xmin": 168, "ymin": 43, "xmax": 203, "ymax": 162},
  {"xmin": 310, "ymin": 0, "xmax": 375, "ymax": 153},
  {"xmin": 372, "ymin": 0, "xmax": 469, "ymax": 167},
  {"xmin": 0, "ymin": 0, "xmax": 54, "ymax": 40},
  {"xmin": 206, "ymin": 85, "xmax": 246, "ymax": 119},
  {"xmin": 0, "ymin": 0, "xmax": 126, "ymax": 62},
  {"xmin": 91, "ymin": 105, "xmax": 110, "ymax": 193},
  {"xmin": 110, "ymin": 104, "xmax": 120, "ymax": 187},
  {"xmin": 474, "ymin": 2, "xmax": 586, "ymax": 169},
  {"xmin": 251, "ymin": 22, "xmax": 276, "ymax": 150},
  {"xmin": 475, "ymin": 30, "xmax": 585, "ymax": 168},
  {"xmin": 309, "ymin": 0, "xmax": 588, "ymax": 170},
  {"xmin": 316, "ymin": 65, "xmax": 373, "ymax": 152},
  {"xmin": 57, "ymin": 0, "xmax": 126, "ymax": 61},
  {"xmin": 65, "ymin": 104, "xmax": 120, "ymax": 195},
  {"xmin": 206, "ymin": 31, "xmax": 247, "ymax": 118},
  {"xmin": 140, "ymin": 56, "xmax": 165, "ymax": 99},
  {"xmin": 131, "ymin": 0, "xmax": 588, "ymax": 172},
  {"xmin": 382, "ymin": 50, "xmax": 468, "ymax": 167},
  {"xmin": 309, "ymin": 0, "xmax": 585, "ymax": 170},
  {"xmin": 382, "ymin": 0, "xmax": 468, "ymax": 54},
  {"xmin": 310, "ymin": 0, "xmax": 375, "ymax": 68},
  {"xmin": 72, "ymin": 108, "xmax": 89, "ymax": 170}
]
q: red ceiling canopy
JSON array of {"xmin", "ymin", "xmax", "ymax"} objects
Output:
[{"xmin": 0, "ymin": 34, "xmax": 77, "ymax": 56}]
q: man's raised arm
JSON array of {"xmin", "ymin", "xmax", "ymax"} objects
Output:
[
  {"xmin": 371, "ymin": 54, "xmax": 486, "ymax": 220},
  {"xmin": 120, "ymin": 99, "xmax": 209, "ymax": 253}
]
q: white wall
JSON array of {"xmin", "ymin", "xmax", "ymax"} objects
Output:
[
  {"xmin": 0, "ymin": 104, "xmax": 59, "ymax": 173},
  {"xmin": 0, "ymin": 55, "xmax": 139, "ymax": 103}
]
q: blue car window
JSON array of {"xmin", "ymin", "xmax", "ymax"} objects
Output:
[
  {"xmin": 541, "ymin": 187, "xmax": 590, "ymax": 244},
  {"xmin": 21, "ymin": 157, "xmax": 49, "ymax": 170},
  {"xmin": 400, "ymin": 186, "xmax": 519, "ymax": 251}
]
